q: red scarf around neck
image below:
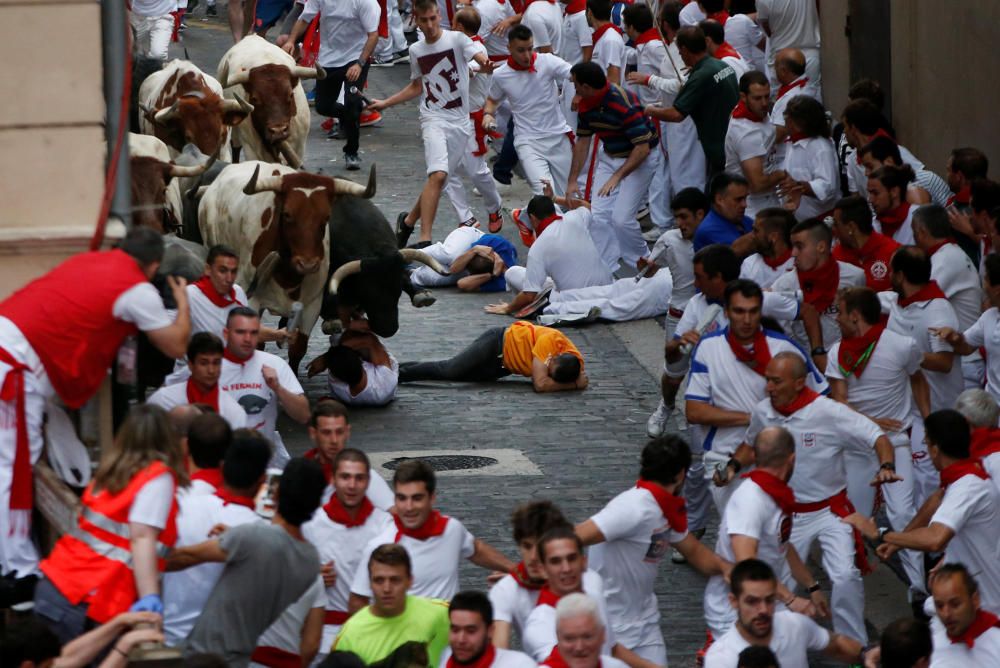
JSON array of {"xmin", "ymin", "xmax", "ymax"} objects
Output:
[
  {"xmin": 215, "ymin": 486, "xmax": 256, "ymax": 509},
  {"xmin": 731, "ymin": 100, "xmax": 764, "ymax": 123},
  {"xmin": 304, "ymin": 447, "xmax": 333, "ymax": 483},
  {"xmin": 576, "ymin": 83, "xmax": 609, "ymax": 114},
  {"xmin": 796, "ymin": 258, "xmax": 840, "ymax": 313},
  {"xmin": 510, "ymin": 561, "xmax": 545, "ymax": 590},
  {"xmin": 536, "ymin": 584, "xmax": 566, "ymax": 608},
  {"xmin": 592, "ymin": 22, "xmax": 622, "ymax": 45},
  {"xmin": 394, "ymin": 510, "xmax": 449, "ymax": 541},
  {"xmin": 743, "ymin": 470, "xmax": 796, "ymax": 516},
  {"xmin": 898, "ymin": 281, "xmax": 947, "ymax": 308},
  {"xmin": 324, "ymin": 493, "xmax": 375, "ymax": 528},
  {"xmin": 542, "ymin": 646, "xmax": 576, "ymax": 668},
  {"xmin": 186, "ymin": 378, "xmax": 220, "ymax": 411},
  {"xmin": 447, "ymin": 644, "xmax": 497, "ymax": 668},
  {"xmin": 971, "ymin": 427, "xmax": 1000, "ymax": 460},
  {"xmin": 714, "ymin": 42, "xmax": 740, "ymax": 61},
  {"xmin": 634, "ymin": 27, "xmax": 661, "ymax": 46},
  {"xmin": 192, "ymin": 276, "xmax": 242, "ymax": 308},
  {"xmin": 837, "ymin": 322, "xmax": 886, "ymax": 379},
  {"xmin": 948, "ymin": 185, "xmax": 972, "ymax": 207},
  {"xmin": 223, "ymin": 347, "xmax": 251, "ymax": 366},
  {"xmin": 940, "ymin": 459, "xmax": 990, "ymax": 489},
  {"xmin": 725, "ymin": 328, "xmax": 772, "ymax": 377},
  {"xmin": 534, "ymin": 214, "xmax": 562, "ymax": 238},
  {"xmin": 927, "ymin": 239, "xmax": 952, "ymax": 257},
  {"xmin": 774, "ymin": 387, "xmax": 820, "ymax": 417},
  {"xmin": 191, "ymin": 467, "xmax": 224, "ymax": 489},
  {"xmin": 506, "ymin": 52, "xmax": 537, "ymax": 72},
  {"xmin": 635, "ymin": 479, "xmax": 687, "ymax": 532},
  {"xmin": 708, "ymin": 10, "xmax": 729, "ymax": 24},
  {"xmin": 775, "ymin": 76, "xmax": 808, "ymax": 100},
  {"xmin": 876, "ymin": 202, "xmax": 911, "ymax": 240},
  {"xmin": 763, "ymin": 248, "xmax": 792, "ymax": 270},
  {"xmin": 565, "ymin": 0, "xmax": 586, "ymax": 13},
  {"xmin": 948, "ymin": 609, "xmax": 1000, "ymax": 647}
]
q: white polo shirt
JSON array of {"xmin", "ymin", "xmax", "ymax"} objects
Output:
[
  {"xmin": 591, "ymin": 28, "xmax": 626, "ymax": 85},
  {"xmin": 300, "ymin": 0, "xmax": 380, "ymax": 68},
  {"xmin": 559, "ymin": 9, "xmax": 592, "ymax": 65},
  {"xmin": 147, "ymin": 380, "xmax": 248, "ymax": 429},
  {"xmin": 826, "ymin": 329, "xmax": 922, "ymax": 443},
  {"xmin": 725, "ymin": 115, "xmax": 781, "ymax": 216},
  {"xmin": 522, "ymin": 210, "xmax": 614, "ymax": 293},
  {"xmin": 745, "ymin": 394, "xmax": 884, "ymax": 503},
  {"xmin": 489, "ymin": 53, "xmax": 572, "ymax": 140},
  {"xmin": 739, "ymin": 253, "xmax": 794, "ymax": 289},
  {"xmin": 929, "ymin": 614, "xmax": 1000, "ymax": 667},
  {"xmin": 521, "ymin": 571, "xmax": 613, "ymax": 661},
  {"xmin": 187, "ymin": 282, "xmax": 248, "ymax": 339},
  {"xmin": 489, "ymin": 573, "xmax": 541, "ymax": 636},
  {"xmin": 474, "ymin": 0, "xmax": 514, "ymax": 58},
  {"xmin": 469, "ymin": 41, "xmax": 492, "ymax": 112},
  {"xmin": 931, "ymin": 473, "xmax": 1000, "ymax": 614},
  {"xmin": 650, "ymin": 229, "xmax": 694, "ymax": 312},
  {"xmin": 704, "ymin": 610, "xmax": 830, "ymax": 668},
  {"xmin": 521, "ymin": 0, "xmax": 563, "ymax": 54},
  {"xmin": 438, "ymin": 647, "xmax": 538, "ymax": 668},
  {"xmin": 251, "ymin": 577, "xmax": 325, "ymax": 662},
  {"xmin": 587, "ymin": 487, "xmax": 686, "ymax": 644},
  {"xmin": 686, "ymin": 328, "xmax": 828, "ymax": 458},
  {"xmin": 327, "ymin": 356, "xmax": 399, "ymax": 407},
  {"xmin": 770, "ymin": 261, "xmax": 866, "ymax": 350},
  {"xmin": 350, "ymin": 516, "xmax": 476, "ymax": 600},
  {"xmin": 782, "ymin": 136, "xmax": 840, "ymax": 221},
  {"xmin": 964, "ymin": 308, "xmax": 1000, "ymax": 403},
  {"xmin": 931, "ymin": 242, "xmax": 984, "ymax": 332}
]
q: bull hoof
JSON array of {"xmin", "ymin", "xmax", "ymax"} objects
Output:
[
  {"xmin": 321, "ymin": 319, "xmax": 344, "ymax": 335},
  {"xmin": 411, "ymin": 291, "xmax": 436, "ymax": 308}
]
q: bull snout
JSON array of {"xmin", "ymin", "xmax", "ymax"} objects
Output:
[
  {"xmin": 267, "ymin": 123, "xmax": 290, "ymax": 142},
  {"xmin": 292, "ymin": 256, "xmax": 322, "ymax": 275}
]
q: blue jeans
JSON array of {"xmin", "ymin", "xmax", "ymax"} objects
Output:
[{"xmin": 33, "ymin": 577, "xmax": 91, "ymax": 646}]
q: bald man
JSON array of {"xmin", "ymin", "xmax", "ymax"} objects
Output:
[{"xmin": 768, "ymin": 48, "xmax": 821, "ymax": 166}]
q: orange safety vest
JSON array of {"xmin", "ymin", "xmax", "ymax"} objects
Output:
[{"xmin": 40, "ymin": 461, "xmax": 179, "ymax": 623}]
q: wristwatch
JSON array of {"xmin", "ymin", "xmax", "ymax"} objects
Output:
[
  {"xmin": 726, "ymin": 457, "xmax": 742, "ymax": 474},
  {"xmin": 806, "ymin": 582, "xmax": 821, "ymax": 594},
  {"xmin": 879, "ymin": 462, "xmax": 896, "ymax": 472},
  {"xmin": 876, "ymin": 526, "xmax": 890, "ymax": 544},
  {"xmin": 810, "ymin": 346, "xmax": 827, "ymax": 357}
]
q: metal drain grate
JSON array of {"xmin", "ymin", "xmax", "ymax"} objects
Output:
[{"xmin": 383, "ymin": 455, "xmax": 500, "ymax": 471}]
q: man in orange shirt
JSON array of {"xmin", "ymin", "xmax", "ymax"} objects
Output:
[{"xmin": 398, "ymin": 322, "xmax": 588, "ymax": 392}]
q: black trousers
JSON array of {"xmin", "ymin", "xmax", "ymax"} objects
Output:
[
  {"xmin": 315, "ymin": 62, "xmax": 370, "ymax": 155},
  {"xmin": 398, "ymin": 327, "xmax": 511, "ymax": 383}
]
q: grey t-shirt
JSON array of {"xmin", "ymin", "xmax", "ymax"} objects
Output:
[{"xmin": 184, "ymin": 522, "xmax": 321, "ymax": 667}]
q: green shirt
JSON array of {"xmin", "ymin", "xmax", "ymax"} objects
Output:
[
  {"xmin": 672, "ymin": 56, "xmax": 739, "ymax": 171},
  {"xmin": 332, "ymin": 596, "xmax": 451, "ymax": 666}
]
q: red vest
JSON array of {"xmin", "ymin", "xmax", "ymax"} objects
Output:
[
  {"xmin": 40, "ymin": 461, "xmax": 179, "ymax": 623},
  {"xmin": 0, "ymin": 249, "xmax": 149, "ymax": 408}
]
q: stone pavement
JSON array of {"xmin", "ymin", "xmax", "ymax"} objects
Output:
[{"xmin": 173, "ymin": 17, "xmax": 907, "ymax": 666}]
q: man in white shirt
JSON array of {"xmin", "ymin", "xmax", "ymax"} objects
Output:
[
  {"xmin": 307, "ymin": 319, "xmax": 399, "ymax": 407},
  {"xmin": 700, "ymin": 19, "xmax": 748, "ymax": 80},
  {"xmin": 704, "ymin": 559, "xmax": 864, "ymax": 668},
  {"xmin": 348, "ymin": 459, "xmax": 515, "ymax": 607},
  {"xmin": 439, "ymin": 591, "xmax": 538, "ymax": 668},
  {"xmin": 540, "ymin": 594, "xmax": 629, "ymax": 668},
  {"xmin": 149, "ymin": 333, "xmax": 247, "ymax": 429},
  {"xmin": 756, "ymin": 0, "xmax": 821, "ymax": 95},
  {"xmin": 738, "ymin": 208, "xmax": 795, "ymax": 289},
  {"xmin": 482, "ymin": 26, "xmax": 575, "ymax": 198},
  {"xmin": 576, "ymin": 436, "xmax": 729, "ymax": 663},
  {"xmin": 844, "ymin": 410, "xmax": 1000, "ymax": 616},
  {"xmin": 927, "ymin": 564, "xmax": 1000, "ymax": 665},
  {"xmin": 178, "ymin": 411, "xmax": 233, "ymax": 496},
  {"xmin": 587, "ymin": 0, "xmax": 626, "ymax": 85},
  {"xmin": 521, "ymin": 0, "xmax": 563, "ymax": 54},
  {"xmin": 130, "ymin": 0, "xmax": 175, "ymax": 60},
  {"xmin": 302, "ymin": 448, "xmax": 394, "ymax": 657},
  {"xmin": 955, "ymin": 389, "xmax": 1000, "ymax": 487},
  {"xmin": 768, "ymin": 49, "xmax": 820, "ymax": 165},
  {"xmin": 249, "ymin": 575, "xmax": 326, "ymax": 668},
  {"xmin": 725, "ymin": 71, "xmax": 785, "ymax": 218},
  {"xmin": 371, "ymin": 0, "xmax": 496, "ymax": 247}
]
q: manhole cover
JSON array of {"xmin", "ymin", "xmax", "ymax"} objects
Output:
[{"xmin": 383, "ymin": 455, "xmax": 499, "ymax": 471}]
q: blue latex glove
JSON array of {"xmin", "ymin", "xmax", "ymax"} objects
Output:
[{"xmin": 130, "ymin": 593, "xmax": 163, "ymax": 614}]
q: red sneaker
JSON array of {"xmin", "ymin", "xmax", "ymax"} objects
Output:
[
  {"xmin": 511, "ymin": 208, "xmax": 535, "ymax": 247},
  {"xmin": 321, "ymin": 117, "xmax": 334, "ymax": 132},
  {"xmin": 488, "ymin": 210, "xmax": 503, "ymax": 233},
  {"xmin": 360, "ymin": 109, "xmax": 383, "ymax": 127}
]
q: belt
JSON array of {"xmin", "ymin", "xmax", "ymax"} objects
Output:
[
  {"xmin": 668, "ymin": 307, "xmax": 684, "ymax": 319},
  {"xmin": 324, "ymin": 610, "xmax": 349, "ymax": 624},
  {"xmin": 792, "ymin": 489, "xmax": 873, "ymax": 575}
]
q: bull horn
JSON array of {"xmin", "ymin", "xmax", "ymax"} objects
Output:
[
  {"xmin": 328, "ymin": 260, "xmax": 363, "ymax": 295},
  {"xmin": 243, "ymin": 164, "xmax": 284, "ymax": 195},
  {"xmin": 153, "ymin": 99, "xmax": 180, "ymax": 125},
  {"xmin": 330, "ymin": 164, "xmax": 376, "ymax": 198},
  {"xmin": 291, "ymin": 64, "xmax": 326, "ymax": 81},
  {"xmin": 247, "ymin": 251, "xmax": 281, "ymax": 299},
  {"xmin": 278, "ymin": 140, "xmax": 302, "ymax": 169},
  {"xmin": 400, "ymin": 249, "xmax": 450, "ymax": 276},
  {"xmin": 169, "ymin": 144, "xmax": 220, "ymax": 178},
  {"xmin": 221, "ymin": 93, "xmax": 255, "ymax": 115},
  {"xmin": 224, "ymin": 69, "xmax": 251, "ymax": 88}
]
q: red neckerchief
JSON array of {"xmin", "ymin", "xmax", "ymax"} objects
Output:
[
  {"xmin": 592, "ymin": 22, "xmax": 622, "ymax": 45},
  {"xmin": 186, "ymin": 378, "xmax": 220, "ymax": 411},
  {"xmin": 715, "ymin": 42, "xmax": 740, "ymax": 60},
  {"xmin": 323, "ymin": 493, "xmax": 375, "ymax": 528},
  {"xmin": 731, "ymin": 100, "xmax": 764, "ymax": 123},
  {"xmin": 635, "ymin": 478, "xmax": 688, "ymax": 532},
  {"xmin": 576, "ymin": 83, "xmax": 609, "ymax": 114},
  {"xmin": 876, "ymin": 202, "xmax": 911, "ymax": 240},
  {"xmin": 947, "ymin": 185, "xmax": 972, "ymax": 207},
  {"xmin": 192, "ymin": 276, "xmax": 242, "ymax": 308},
  {"xmin": 837, "ymin": 323, "xmax": 885, "ymax": 379},
  {"xmin": 223, "ymin": 348, "xmax": 250, "ymax": 366},
  {"xmin": 634, "ymin": 28, "xmax": 661, "ymax": 46},
  {"xmin": 524, "ymin": 0, "xmax": 555, "ymax": 5},
  {"xmin": 303, "ymin": 448, "xmax": 334, "ymax": 483},
  {"xmin": 855, "ymin": 129, "xmax": 896, "ymax": 164},
  {"xmin": 536, "ymin": 584, "xmax": 563, "ymax": 608},
  {"xmin": 774, "ymin": 387, "xmax": 820, "ymax": 417},
  {"xmin": 447, "ymin": 643, "xmax": 497, "ymax": 668},
  {"xmin": 971, "ymin": 427, "xmax": 1000, "ymax": 460},
  {"xmin": 510, "ymin": 561, "xmax": 544, "ymax": 590},
  {"xmin": 763, "ymin": 248, "xmax": 792, "ymax": 270},
  {"xmin": 543, "ymin": 647, "xmax": 589, "ymax": 668},
  {"xmin": 927, "ymin": 239, "xmax": 952, "ymax": 257},
  {"xmin": 565, "ymin": 0, "xmax": 586, "ymax": 11},
  {"xmin": 534, "ymin": 214, "xmax": 562, "ymax": 238},
  {"xmin": 743, "ymin": 470, "xmax": 796, "ymax": 516},
  {"xmin": 797, "ymin": 257, "xmax": 841, "ymax": 313},
  {"xmin": 471, "ymin": 35, "xmax": 483, "ymax": 43},
  {"xmin": 940, "ymin": 459, "xmax": 990, "ymax": 489},
  {"xmin": 215, "ymin": 486, "xmax": 256, "ymax": 509},
  {"xmin": 898, "ymin": 281, "xmax": 948, "ymax": 307},
  {"xmin": 394, "ymin": 510, "xmax": 449, "ymax": 541},
  {"xmin": 725, "ymin": 328, "xmax": 772, "ymax": 377},
  {"xmin": 948, "ymin": 609, "xmax": 1000, "ymax": 647},
  {"xmin": 775, "ymin": 76, "xmax": 808, "ymax": 101},
  {"xmin": 788, "ymin": 131, "xmax": 809, "ymax": 143},
  {"xmin": 708, "ymin": 10, "xmax": 729, "ymax": 24},
  {"xmin": 506, "ymin": 52, "xmax": 537, "ymax": 72},
  {"xmin": 191, "ymin": 467, "xmax": 224, "ymax": 489},
  {"xmin": 0, "ymin": 348, "xmax": 31, "ymax": 511}
]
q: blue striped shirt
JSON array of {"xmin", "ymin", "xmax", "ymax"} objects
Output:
[{"xmin": 576, "ymin": 84, "xmax": 658, "ymax": 158}]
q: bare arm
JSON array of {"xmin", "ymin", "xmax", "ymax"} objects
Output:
[
  {"xmin": 685, "ymin": 400, "xmax": 751, "ymax": 428},
  {"xmin": 457, "ymin": 274, "xmax": 494, "ymax": 292},
  {"xmin": 368, "ymin": 79, "xmax": 423, "ymax": 111},
  {"xmin": 740, "ymin": 157, "xmax": 787, "ymax": 194},
  {"xmin": 56, "ymin": 612, "xmax": 161, "ymax": 668},
  {"xmin": 165, "ymin": 538, "xmax": 227, "ymax": 571},
  {"xmin": 531, "ymin": 357, "xmax": 588, "ymax": 392},
  {"xmin": 606, "ymin": 65, "xmax": 621, "ymax": 86},
  {"xmin": 921, "ymin": 351, "xmax": 954, "ymax": 373},
  {"xmin": 885, "ymin": 523, "xmax": 954, "ymax": 553},
  {"xmin": 278, "ymin": 388, "xmax": 311, "ymax": 423},
  {"xmin": 935, "ymin": 327, "xmax": 977, "ymax": 356},
  {"xmin": 145, "ymin": 276, "xmax": 191, "ymax": 360},
  {"xmin": 469, "ymin": 538, "xmax": 517, "ymax": 572},
  {"xmin": 910, "ymin": 371, "xmax": 931, "ymax": 419},
  {"xmin": 824, "ymin": 634, "xmax": 864, "ymax": 665},
  {"xmin": 300, "ymin": 607, "xmax": 326, "ymax": 667},
  {"xmin": 828, "ymin": 377, "xmax": 847, "ymax": 402},
  {"xmin": 484, "ymin": 290, "xmax": 536, "ymax": 316},
  {"xmin": 612, "ymin": 643, "xmax": 662, "ymax": 668},
  {"xmin": 673, "ymin": 532, "xmax": 726, "ymax": 576},
  {"xmin": 347, "ymin": 593, "xmax": 369, "ymax": 614},
  {"xmin": 575, "ymin": 519, "xmax": 607, "ymax": 546},
  {"xmin": 130, "ymin": 523, "xmax": 161, "ymax": 598},
  {"xmin": 493, "ymin": 621, "xmax": 513, "ymax": 649},
  {"xmin": 644, "ymin": 106, "xmax": 686, "ymax": 123},
  {"xmin": 567, "ymin": 135, "xmax": 593, "ymax": 196},
  {"xmin": 729, "ymin": 232, "xmax": 757, "ymax": 258}
]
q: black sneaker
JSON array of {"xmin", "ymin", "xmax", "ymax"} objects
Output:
[
  {"xmin": 396, "ymin": 212, "xmax": 415, "ymax": 248},
  {"xmin": 345, "ymin": 153, "xmax": 361, "ymax": 170}
]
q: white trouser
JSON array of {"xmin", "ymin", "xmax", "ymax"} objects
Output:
[
  {"xmin": 963, "ymin": 356, "xmax": 986, "ymax": 389},
  {"xmin": 684, "ymin": 443, "xmax": 711, "ymax": 533},
  {"xmin": 376, "ymin": 0, "xmax": 408, "ymax": 58},
  {"xmin": 909, "ymin": 420, "xmax": 939, "ymax": 507},
  {"xmin": 311, "ymin": 623, "xmax": 343, "ymax": 667},
  {"xmin": 503, "ymin": 266, "xmax": 552, "ymax": 295},
  {"xmin": 130, "ymin": 13, "xmax": 173, "ymax": 61},
  {"xmin": 514, "ymin": 133, "xmax": 573, "ymax": 197},
  {"xmin": 422, "ymin": 120, "xmax": 472, "ymax": 175},
  {"xmin": 844, "ymin": 448, "xmax": 879, "ymax": 517},
  {"xmin": 410, "ymin": 239, "xmax": 461, "ymax": 288},
  {"xmin": 543, "ymin": 271, "xmax": 672, "ymax": 322},
  {"xmin": 647, "ymin": 130, "xmax": 673, "ymax": 230},
  {"xmin": 880, "ymin": 435, "xmax": 925, "ymax": 595},
  {"xmin": 613, "ymin": 617, "xmax": 667, "ymax": 666},
  {"xmin": 787, "ymin": 506, "xmax": 866, "ymax": 643},
  {"xmin": 664, "ymin": 117, "xmax": 706, "ymax": 194},
  {"xmin": 444, "ymin": 135, "xmax": 503, "ymax": 223},
  {"xmin": 589, "ymin": 150, "xmax": 657, "ymax": 273}
]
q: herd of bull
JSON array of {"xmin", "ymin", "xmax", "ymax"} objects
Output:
[{"xmin": 128, "ymin": 35, "xmax": 451, "ymax": 380}]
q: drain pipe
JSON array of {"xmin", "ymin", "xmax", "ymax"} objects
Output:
[{"xmin": 101, "ymin": 0, "xmax": 131, "ymax": 232}]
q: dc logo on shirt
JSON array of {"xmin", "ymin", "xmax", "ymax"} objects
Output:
[
  {"xmin": 643, "ymin": 525, "xmax": 671, "ymax": 563},
  {"xmin": 418, "ymin": 51, "xmax": 462, "ymax": 110},
  {"xmin": 802, "ymin": 432, "xmax": 816, "ymax": 448},
  {"xmin": 870, "ymin": 261, "xmax": 888, "ymax": 280}
]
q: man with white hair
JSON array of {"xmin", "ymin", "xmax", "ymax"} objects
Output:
[
  {"xmin": 543, "ymin": 593, "xmax": 629, "ymax": 668},
  {"xmin": 955, "ymin": 389, "xmax": 1000, "ymax": 490}
]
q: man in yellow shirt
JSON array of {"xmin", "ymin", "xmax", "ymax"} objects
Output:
[
  {"xmin": 331, "ymin": 544, "xmax": 450, "ymax": 666},
  {"xmin": 398, "ymin": 322, "xmax": 588, "ymax": 392}
]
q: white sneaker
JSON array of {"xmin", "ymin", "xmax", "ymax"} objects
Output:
[
  {"xmin": 642, "ymin": 227, "xmax": 665, "ymax": 242},
  {"xmin": 646, "ymin": 399, "xmax": 671, "ymax": 438}
]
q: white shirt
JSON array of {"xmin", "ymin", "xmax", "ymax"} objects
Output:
[
  {"xmin": 770, "ymin": 81, "xmax": 821, "ymax": 147},
  {"xmin": 521, "ymin": 571, "xmax": 614, "ymax": 661},
  {"xmin": 631, "ymin": 39, "xmax": 667, "ymax": 107},
  {"xmin": 770, "ymin": 261, "xmax": 866, "ymax": 350},
  {"xmin": 929, "ymin": 615, "xmax": 1000, "ymax": 667},
  {"xmin": 678, "ymin": 1, "xmax": 704, "ymax": 26},
  {"xmin": 489, "ymin": 53, "xmax": 572, "ymax": 140},
  {"xmin": 130, "ymin": 473, "xmax": 175, "ymax": 528},
  {"xmin": 725, "ymin": 115, "xmax": 781, "ymax": 216},
  {"xmin": 881, "ymin": 291, "xmax": 964, "ymax": 411},
  {"xmin": 186, "ymin": 283, "xmax": 248, "ymax": 340},
  {"xmin": 783, "ymin": 136, "xmax": 839, "ymax": 221},
  {"xmin": 931, "ymin": 474, "xmax": 1000, "ymax": 614},
  {"xmin": 931, "ymin": 242, "xmax": 983, "ymax": 332},
  {"xmin": 673, "ymin": 292, "xmax": 801, "ymax": 341},
  {"xmin": 725, "ymin": 13, "xmax": 766, "ymax": 72},
  {"xmin": 318, "ymin": 473, "xmax": 395, "ymax": 511},
  {"xmin": 350, "ymin": 516, "xmax": 476, "ymax": 600},
  {"xmin": 964, "ymin": 308, "xmax": 1000, "ymax": 403},
  {"xmin": 302, "ymin": 503, "xmax": 394, "ymax": 617},
  {"xmin": 468, "ymin": 40, "xmax": 492, "ymax": 112},
  {"xmin": 756, "ymin": 0, "xmax": 821, "ymax": 51},
  {"xmin": 591, "ymin": 28, "xmax": 626, "ymax": 85},
  {"xmin": 826, "ymin": 329, "xmax": 922, "ymax": 440},
  {"xmin": 438, "ymin": 647, "xmax": 538, "ymax": 668},
  {"xmin": 686, "ymin": 328, "xmax": 828, "ymax": 458},
  {"xmin": 409, "ymin": 31, "xmax": 481, "ymax": 124},
  {"xmin": 131, "ymin": 0, "xmax": 175, "ymax": 17},
  {"xmin": 163, "ymin": 491, "xmax": 263, "ymax": 645},
  {"xmin": 522, "ymin": 210, "xmax": 614, "ymax": 293},
  {"xmin": 873, "ymin": 205, "xmax": 917, "ymax": 247},
  {"xmin": 587, "ymin": 488, "xmax": 687, "ymax": 641},
  {"xmin": 220, "ymin": 350, "xmax": 304, "ymax": 456},
  {"xmin": 300, "ymin": 0, "xmax": 380, "ymax": 68},
  {"xmin": 489, "ymin": 575, "xmax": 540, "ymax": 636},
  {"xmin": 475, "ymin": 0, "xmax": 514, "ymax": 57},
  {"xmin": 745, "ymin": 394, "xmax": 884, "ymax": 503},
  {"xmin": 251, "ymin": 576, "xmax": 325, "ymax": 659},
  {"xmin": 147, "ymin": 381, "xmax": 248, "ymax": 429},
  {"xmin": 521, "ymin": 1, "xmax": 563, "ymax": 54},
  {"xmin": 327, "ymin": 356, "xmax": 399, "ymax": 407},
  {"xmin": 650, "ymin": 229, "xmax": 695, "ymax": 311},
  {"xmin": 558, "ymin": 9, "xmax": 592, "ymax": 65},
  {"xmin": 721, "ymin": 54, "xmax": 750, "ymax": 81},
  {"xmin": 739, "ymin": 253, "xmax": 794, "ymax": 289},
  {"xmin": 704, "ymin": 610, "xmax": 830, "ymax": 668}
]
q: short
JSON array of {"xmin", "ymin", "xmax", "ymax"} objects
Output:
[
  {"xmin": 422, "ymin": 121, "xmax": 472, "ymax": 176},
  {"xmin": 254, "ymin": 0, "xmax": 294, "ymax": 32}
]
